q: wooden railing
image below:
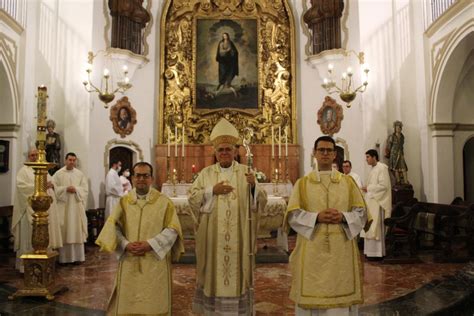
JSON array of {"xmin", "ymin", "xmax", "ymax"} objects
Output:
[{"xmin": 0, "ymin": 0, "xmax": 26, "ymax": 28}]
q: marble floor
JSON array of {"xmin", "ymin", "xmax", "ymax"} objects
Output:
[{"xmin": 0, "ymin": 238, "xmax": 472, "ymax": 315}]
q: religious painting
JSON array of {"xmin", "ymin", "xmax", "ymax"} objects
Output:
[
  {"xmin": 159, "ymin": 0, "xmax": 296, "ymax": 145},
  {"xmin": 110, "ymin": 96, "xmax": 137, "ymax": 138},
  {"xmin": 195, "ymin": 18, "xmax": 258, "ymax": 110},
  {"xmin": 317, "ymin": 96, "xmax": 343, "ymax": 136}
]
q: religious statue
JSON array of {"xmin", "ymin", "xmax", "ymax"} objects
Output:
[
  {"xmin": 385, "ymin": 120, "xmax": 408, "ymax": 184},
  {"xmin": 303, "ymin": 0, "xmax": 345, "ymax": 54},
  {"xmin": 108, "ymin": 0, "xmax": 151, "ymax": 55},
  {"xmin": 45, "ymin": 119, "xmax": 61, "ymax": 175}
]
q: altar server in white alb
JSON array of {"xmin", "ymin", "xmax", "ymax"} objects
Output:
[
  {"xmin": 105, "ymin": 159, "xmax": 123, "ymax": 220},
  {"xmin": 53, "ymin": 152, "xmax": 89, "ymax": 263},
  {"xmin": 361, "ymin": 149, "xmax": 392, "ymax": 258},
  {"xmin": 11, "ymin": 148, "xmax": 63, "ymax": 273}
]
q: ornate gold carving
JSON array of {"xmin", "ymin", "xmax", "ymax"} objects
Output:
[{"xmin": 159, "ymin": 0, "xmax": 296, "ymax": 145}]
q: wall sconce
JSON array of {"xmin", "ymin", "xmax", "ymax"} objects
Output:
[
  {"xmin": 321, "ymin": 50, "xmax": 369, "ymax": 108},
  {"xmin": 82, "ymin": 51, "xmax": 132, "ymax": 108}
]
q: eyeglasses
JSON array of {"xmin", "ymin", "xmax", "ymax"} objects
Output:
[
  {"xmin": 216, "ymin": 147, "xmax": 233, "ymax": 153},
  {"xmin": 316, "ymin": 148, "xmax": 335, "ymax": 154},
  {"xmin": 134, "ymin": 173, "xmax": 151, "ymax": 179}
]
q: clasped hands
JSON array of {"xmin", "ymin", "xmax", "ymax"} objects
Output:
[
  {"xmin": 213, "ymin": 173, "xmax": 255, "ymax": 195},
  {"xmin": 66, "ymin": 186, "xmax": 76, "ymax": 193},
  {"xmin": 317, "ymin": 208, "xmax": 344, "ymax": 224},
  {"xmin": 125, "ymin": 241, "xmax": 152, "ymax": 256}
]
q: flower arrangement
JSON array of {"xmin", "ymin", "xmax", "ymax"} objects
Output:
[{"xmin": 254, "ymin": 169, "xmax": 267, "ymax": 183}]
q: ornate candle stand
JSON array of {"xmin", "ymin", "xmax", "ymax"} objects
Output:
[
  {"xmin": 166, "ymin": 156, "xmax": 171, "ymax": 183},
  {"xmin": 9, "ymin": 86, "xmax": 66, "ymax": 301},
  {"xmin": 171, "ymin": 169, "xmax": 178, "ymax": 197},
  {"xmin": 272, "ymin": 168, "xmax": 280, "ymax": 196},
  {"xmin": 180, "ymin": 155, "xmax": 185, "ymax": 184}
]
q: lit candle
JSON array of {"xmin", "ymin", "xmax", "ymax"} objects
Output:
[
  {"xmin": 182, "ymin": 124, "xmax": 185, "ymax": 158},
  {"xmin": 278, "ymin": 126, "xmax": 281, "ymax": 157},
  {"xmin": 271, "ymin": 126, "xmax": 274, "ymax": 158},
  {"xmin": 122, "ymin": 65, "xmax": 128, "ymax": 73},
  {"xmin": 174, "ymin": 125, "xmax": 178, "ymax": 157},
  {"xmin": 167, "ymin": 128, "xmax": 170, "ymax": 157},
  {"xmin": 103, "ymin": 68, "xmax": 109, "ymax": 77},
  {"xmin": 192, "ymin": 164, "xmax": 196, "ymax": 173}
]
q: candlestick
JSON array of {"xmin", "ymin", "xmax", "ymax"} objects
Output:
[
  {"xmin": 278, "ymin": 126, "xmax": 282, "ymax": 157},
  {"xmin": 167, "ymin": 128, "xmax": 171, "ymax": 157},
  {"xmin": 181, "ymin": 124, "xmax": 185, "ymax": 158},
  {"xmin": 271, "ymin": 126, "xmax": 274, "ymax": 158},
  {"xmin": 174, "ymin": 125, "xmax": 178, "ymax": 157}
]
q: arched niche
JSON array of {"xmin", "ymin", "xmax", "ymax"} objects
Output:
[
  {"xmin": 429, "ymin": 23, "xmax": 474, "ymax": 203},
  {"xmin": 0, "ymin": 35, "xmax": 20, "ymax": 129},
  {"xmin": 104, "ymin": 139, "xmax": 144, "ymax": 172}
]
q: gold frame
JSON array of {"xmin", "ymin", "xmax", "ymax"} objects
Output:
[
  {"xmin": 158, "ymin": 0, "xmax": 297, "ymax": 145},
  {"xmin": 110, "ymin": 97, "xmax": 137, "ymax": 138},
  {"xmin": 317, "ymin": 96, "xmax": 344, "ymax": 136}
]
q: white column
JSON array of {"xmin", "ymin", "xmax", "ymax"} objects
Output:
[{"xmin": 431, "ymin": 129, "xmax": 455, "ymax": 203}]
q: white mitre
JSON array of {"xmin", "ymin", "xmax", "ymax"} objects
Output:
[{"xmin": 210, "ymin": 118, "xmax": 240, "ymax": 147}]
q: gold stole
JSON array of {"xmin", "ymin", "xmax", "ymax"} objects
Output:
[{"xmin": 215, "ymin": 169, "xmax": 240, "ymax": 297}]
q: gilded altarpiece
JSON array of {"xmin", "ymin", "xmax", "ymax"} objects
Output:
[{"xmin": 156, "ymin": 0, "xmax": 298, "ymax": 185}]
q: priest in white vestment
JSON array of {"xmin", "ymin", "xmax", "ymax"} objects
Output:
[
  {"xmin": 361, "ymin": 149, "xmax": 392, "ymax": 258},
  {"xmin": 96, "ymin": 162, "xmax": 184, "ymax": 315},
  {"xmin": 284, "ymin": 136, "xmax": 367, "ymax": 316},
  {"xmin": 11, "ymin": 148, "xmax": 63, "ymax": 273},
  {"xmin": 189, "ymin": 118, "xmax": 267, "ymax": 315},
  {"xmin": 53, "ymin": 152, "xmax": 88, "ymax": 263},
  {"xmin": 105, "ymin": 160, "xmax": 123, "ymax": 220}
]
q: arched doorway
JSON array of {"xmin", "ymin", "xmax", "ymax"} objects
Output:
[
  {"xmin": 109, "ymin": 146, "xmax": 134, "ymax": 173},
  {"xmin": 463, "ymin": 137, "xmax": 474, "ymax": 203}
]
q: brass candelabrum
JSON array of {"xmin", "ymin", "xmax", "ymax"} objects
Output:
[
  {"xmin": 272, "ymin": 168, "xmax": 281, "ymax": 196},
  {"xmin": 171, "ymin": 168, "xmax": 178, "ymax": 197},
  {"xmin": 9, "ymin": 86, "xmax": 67, "ymax": 301},
  {"xmin": 166, "ymin": 156, "xmax": 171, "ymax": 184},
  {"xmin": 180, "ymin": 156, "xmax": 185, "ymax": 184}
]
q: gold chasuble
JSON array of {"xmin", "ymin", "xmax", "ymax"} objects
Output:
[
  {"xmin": 96, "ymin": 188, "xmax": 184, "ymax": 316},
  {"xmin": 284, "ymin": 171, "xmax": 365, "ymax": 309},
  {"xmin": 189, "ymin": 161, "xmax": 267, "ymax": 313}
]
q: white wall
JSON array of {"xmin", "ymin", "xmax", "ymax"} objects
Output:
[{"xmin": 6, "ymin": 0, "xmax": 472, "ymax": 208}]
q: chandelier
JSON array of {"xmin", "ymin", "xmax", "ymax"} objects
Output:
[
  {"xmin": 82, "ymin": 51, "xmax": 132, "ymax": 107},
  {"xmin": 321, "ymin": 50, "xmax": 369, "ymax": 108}
]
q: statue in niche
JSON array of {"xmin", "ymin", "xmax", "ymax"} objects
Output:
[
  {"xmin": 45, "ymin": 119, "xmax": 61, "ymax": 175},
  {"xmin": 303, "ymin": 0, "xmax": 344, "ymax": 54},
  {"xmin": 108, "ymin": 0, "xmax": 151, "ymax": 55},
  {"xmin": 385, "ymin": 120, "xmax": 409, "ymax": 185}
]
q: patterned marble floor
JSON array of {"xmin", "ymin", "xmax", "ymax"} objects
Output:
[{"xmin": 0, "ymin": 239, "xmax": 470, "ymax": 315}]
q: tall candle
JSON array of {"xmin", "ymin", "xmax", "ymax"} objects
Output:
[
  {"xmin": 167, "ymin": 128, "xmax": 171, "ymax": 157},
  {"xmin": 271, "ymin": 126, "xmax": 274, "ymax": 158},
  {"xmin": 278, "ymin": 126, "xmax": 282, "ymax": 157},
  {"xmin": 285, "ymin": 131, "xmax": 288, "ymax": 157},
  {"xmin": 174, "ymin": 125, "xmax": 178, "ymax": 157},
  {"xmin": 182, "ymin": 124, "xmax": 185, "ymax": 158}
]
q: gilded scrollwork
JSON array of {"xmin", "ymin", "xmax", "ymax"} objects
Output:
[{"xmin": 159, "ymin": 0, "xmax": 296, "ymax": 145}]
